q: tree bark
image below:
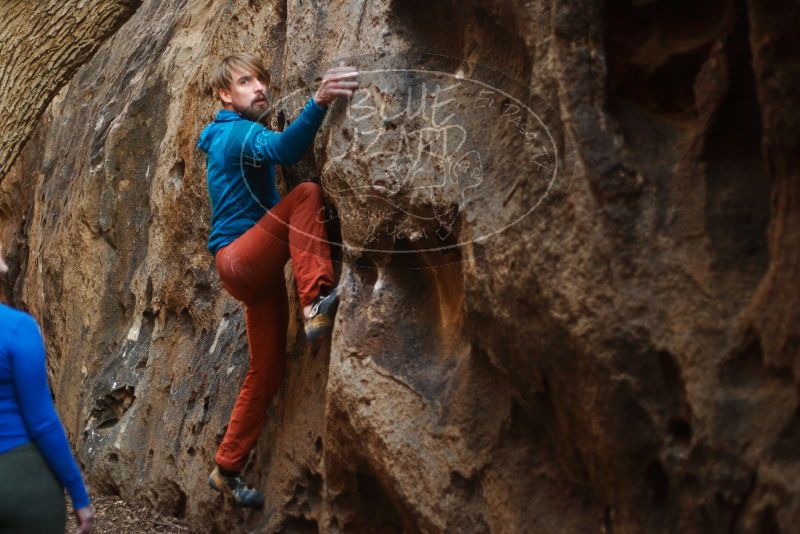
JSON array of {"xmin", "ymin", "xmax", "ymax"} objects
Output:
[{"xmin": 0, "ymin": 0, "xmax": 141, "ymax": 179}]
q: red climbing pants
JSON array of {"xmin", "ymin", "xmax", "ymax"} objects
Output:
[{"xmin": 213, "ymin": 182, "xmax": 334, "ymax": 472}]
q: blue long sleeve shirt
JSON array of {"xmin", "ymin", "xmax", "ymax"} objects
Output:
[
  {"xmin": 0, "ymin": 304, "xmax": 90, "ymax": 509},
  {"xmin": 196, "ymin": 97, "xmax": 328, "ymax": 255}
]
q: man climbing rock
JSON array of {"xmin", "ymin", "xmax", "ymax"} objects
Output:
[{"xmin": 196, "ymin": 53, "xmax": 358, "ymax": 508}]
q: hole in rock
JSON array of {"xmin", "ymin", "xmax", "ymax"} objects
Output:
[
  {"xmin": 667, "ymin": 417, "xmax": 692, "ymax": 444},
  {"xmin": 174, "ymin": 490, "xmax": 187, "ymax": 518},
  {"xmin": 96, "ymin": 418, "xmax": 119, "ymax": 430},
  {"xmin": 703, "ymin": 3, "xmax": 770, "ymax": 281},
  {"xmin": 89, "ymin": 385, "xmax": 135, "ymax": 430},
  {"xmin": 351, "ymin": 471, "xmax": 406, "ymax": 533},
  {"xmin": 353, "ymin": 255, "xmax": 378, "ymax": 287},
  {"xmin": 606, "ymin": 0, "xmax": 733, "ymax": 116},
  {"xmin": 169, "ymin": 159, "xmax": 185, "ymax": 187},
  {"xmin": 391, "ymin": 0, "xmax": 465, "ymax": 59}
]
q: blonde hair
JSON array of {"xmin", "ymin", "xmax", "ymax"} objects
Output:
[{"xmin": 209, "ymin": 53, "xmax": 270, "ymax": 97}]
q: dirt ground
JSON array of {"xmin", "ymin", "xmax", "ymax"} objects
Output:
[{"xmin": 65, "ymin": 491, "xmax": 189, "ymax": 533}]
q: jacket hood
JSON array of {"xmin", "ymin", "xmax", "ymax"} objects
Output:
[
  {"xmin": 196, "ymin": 109, "xmax": 244, "ymax": 153},
  {"xmin": 213, "ymin": 109, "xmax": 243, "ymax": 123}
]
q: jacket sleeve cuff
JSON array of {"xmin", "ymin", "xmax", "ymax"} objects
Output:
[
  {"xmin": 308, "ymin": 97, "xmax": 328, "ymax": 115},
  {"xmin": 68, "ymin": 481, "xmax": 91, "ymax": 510}
]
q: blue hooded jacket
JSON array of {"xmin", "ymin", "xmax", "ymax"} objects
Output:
[{"xmin": 196, "ymin": 97, "xmax": 327, "ymax": 255}]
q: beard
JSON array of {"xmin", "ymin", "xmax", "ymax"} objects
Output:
[{"xmin": 239, "ymin": 98, "xmax": 268, "ymax": 122}]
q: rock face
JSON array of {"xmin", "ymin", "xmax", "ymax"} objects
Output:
[{"xmin": 1, "ymin": 0, "xmax": 798, "ymax": 532}]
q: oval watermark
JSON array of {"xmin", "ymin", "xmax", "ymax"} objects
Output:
[{"xmin": 230, "ymin": 53, "xmax": 573, "ymax": 263}]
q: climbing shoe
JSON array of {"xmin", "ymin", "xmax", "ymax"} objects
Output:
[
  {"xmin": 304, "ymin": 286, "xmax": 340, "ymax": 341},
  {"xmin": 208, "ymin": 466, "xmax": 264, "ymax": 509}
]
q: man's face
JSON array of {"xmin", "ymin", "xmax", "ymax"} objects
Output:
[{"xmin": 219, "ymin": 66, "xmax": 268, "ymax": 120}]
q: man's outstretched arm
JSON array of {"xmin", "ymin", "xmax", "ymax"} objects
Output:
[
  {"xmin": 244, "ymin": 98, "xmax": 326, "ymax": 166},
  {"xmin": 241, "ymin": 66, "xmax": 359, "ymax": 166}
]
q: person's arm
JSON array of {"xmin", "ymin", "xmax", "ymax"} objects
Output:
[
  {"xmin": 241, "ymin": 97, "xmax": 328, "ymax": 166},
  {"xmin": 9, "ymin": 314, "xmax": 91, "ymax": 510},
  {"xmin": 237, "ymin": 66, "xmax": 359, "ymax": 167}
]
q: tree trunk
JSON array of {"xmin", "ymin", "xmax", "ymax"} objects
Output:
[{"xmin": 0, "ymin": 0, "xmax": 141, "ymax": 179}]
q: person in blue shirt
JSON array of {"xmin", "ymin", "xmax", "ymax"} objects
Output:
[
  {"xmin": 197, "ymin": 53, "xmax": 358, "ymax": 507},
  {"xmin": 0, "ymin": 243, "xmax": 94, "ymax": 533}
]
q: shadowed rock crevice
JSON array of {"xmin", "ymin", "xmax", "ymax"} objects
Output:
[
  {"xmin": 703, "ymin": 0, "xmax": 770, "ymax": 286},
  {"xmin": 88, "ymin": 385, "xmax": 136, "ymax": 430},
  {"xmin": 359, "ymin": 249, "xmax": 466, "ymax": 402},
  {"xmin": 390, "ymin": 0, "xmax": 466, "ymax": 59},
  {"xmin": 282, "ymin": 467, "xmax": 323, "ymax": 531},
  {"xmin": 606, "ymin": 0, "xmax": 734, "ymax": 117},
  {"xmin": 329, "ymin": 468, "xmax": 409, "ymax": 534}
]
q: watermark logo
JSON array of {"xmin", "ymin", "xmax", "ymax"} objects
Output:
[{"xmin": 234, "ymin": 53, "xmax": 573, "ymax": 261}]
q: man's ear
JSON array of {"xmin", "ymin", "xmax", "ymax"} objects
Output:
[{"xmin": 219, "ymin": 87, "xmax": 233, "ymax": 105}]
